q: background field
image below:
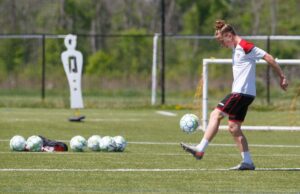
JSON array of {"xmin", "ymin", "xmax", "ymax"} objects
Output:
[
  {"xmin": 0, "ymin": 108, "xmax": 299, "ymax": 194},
  {"xmin": 1, "ymin": 1, "xmax": 300, "ymax": 193}
]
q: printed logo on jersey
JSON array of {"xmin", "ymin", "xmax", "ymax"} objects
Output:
[{"xmin": 218, "ymin": 102, "xmax": 224, "ymax": 107}]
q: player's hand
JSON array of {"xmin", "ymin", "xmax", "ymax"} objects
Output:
[{"xmin": 280, "ymin": 76, "xmax": 288, "ymax": 91}]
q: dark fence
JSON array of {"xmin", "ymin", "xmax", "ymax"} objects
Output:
[{"xmin": 0, "ymin": 34, "xmax": 299, "ymax": 108}]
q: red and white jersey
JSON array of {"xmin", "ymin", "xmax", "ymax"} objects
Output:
[{"xmin": 232, "ymin": 39, "xmax": 266, "ymax": 96}]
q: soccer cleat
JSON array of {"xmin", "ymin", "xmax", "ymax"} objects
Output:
[
  {"xmin": 229, "ymin": 162, "xmax": 256, "ymax": 170},
  {"xmin": 180, "ymin": 142, "xmax": 204, "ymax": 160}
]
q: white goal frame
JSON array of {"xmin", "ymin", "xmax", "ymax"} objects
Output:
[{"xmin": 202, "ymin": 58, "xmax": 300, "ymax": 131}]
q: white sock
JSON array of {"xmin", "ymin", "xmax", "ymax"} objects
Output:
[
  {"xmin": 196, "ymin": 138, "xmax": 209, "ymax": 152},
  {"xmin": 241, "ymin": 151, "xmax": 253, "ymax": 164}
]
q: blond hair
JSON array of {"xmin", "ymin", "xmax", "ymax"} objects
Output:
[{"xmin": 215, "ymin": 20, "xmax": 236, "ymax": 36}]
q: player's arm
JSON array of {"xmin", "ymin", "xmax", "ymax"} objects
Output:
[{"xmin": 263, "ymin": 53, "xmax": 288, "ymax": 91}]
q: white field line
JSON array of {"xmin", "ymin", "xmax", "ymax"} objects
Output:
[
  {"xmin": 86, "ymin": 118, "xmax": 141, "ymax": 122},
  {"xmin": 219, "ymin": 125, "xmax": 300, "ymax": 131},
  {"xmin": 128, "ymin": 141, "xmax": 300, "ymax": 148},
  {"xmin": 156, "ymin": 111, "xmax": 177, "ymax": 117},
  {"xmin": 0, "ymin": 139, "xmax": 299, "ymax": 148},
  {"xmin": 2, "ymin": 118, "xmax": 45, "ymax": 122},
  {"xmin": 1, "ymin": 118, "xmax": 141, "ymax": 122},
  {"xmin": 0, "ymin": 168, "xmax": 299, "ymax": 172}
]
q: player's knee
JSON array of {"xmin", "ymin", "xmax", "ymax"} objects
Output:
[
  {"xmin": 228, "ymin": 122, "xmax": 241, "ymax": 136},
  {"xmin": 210, "ymin": 109, "xmax": 224, "ymax": 121}
]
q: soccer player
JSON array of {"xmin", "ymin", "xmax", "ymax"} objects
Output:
[{"xmin": 181, "ymin": 20, "xmax": 288, "ymax": 170}]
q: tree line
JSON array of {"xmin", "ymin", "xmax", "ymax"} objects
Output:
[{"xmin": 0, "ymin": 0, "xmax": 299, "ymax": 94}]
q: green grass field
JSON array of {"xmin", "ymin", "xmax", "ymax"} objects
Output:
[{"xmin": 0, "ymin": 108, "xmax": 299, "ymax": 194}]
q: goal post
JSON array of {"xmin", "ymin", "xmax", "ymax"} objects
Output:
[
  {"xmin": 151, "ymin": 33, "xmax": 159, "ymax": 105},
  {"xmin": 202, "ymin": 58, "xmax": 300, "ymax": 131}
]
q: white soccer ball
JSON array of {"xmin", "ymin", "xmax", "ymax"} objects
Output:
[
  {"xmin": 99, "ymin": 136, "xmax": 116, "ymax": 152},
  {"xmin": 113, "ymin": 136, "xmax": 127, "ymax": 152},
  {"xmin": 87, "ymin": 135, "xmax": 101, "ymax": 151},
  {"xmin": 70, "ymin": 135, "xmax": 87, "ymax": 152},
  {"xmin": 179, "ymin": 114, "xmax": 200, "ymax": 133},
  {"xmin": 10, "ymin": 135, "xmax": 26, "ymax": 151},
  {"xmin": 26, "ymin": 135, "xmax": 43, "ymax": 152}
]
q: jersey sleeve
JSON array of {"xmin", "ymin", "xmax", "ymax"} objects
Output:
[
  {"xmin": 246, "ymin": 47, "xmax": 266, "ymax": 60},
  {"xmin": 239, "ymin": 39, "xmax": 254, "ymax": 54}
]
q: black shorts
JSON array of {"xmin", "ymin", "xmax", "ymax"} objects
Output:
[{"xmin": 216, "ymin": 93, "xmax": 255, "ymax": 122}]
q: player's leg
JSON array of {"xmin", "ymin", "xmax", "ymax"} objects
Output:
[
  {"xmin": 180, "ymin": 108, "xmax": 225, "ymax": 159},
  {"xmin": 195, "ymin": 93, "xmax": 238, "ymax": 151},
  {"xmin": 203, "ymin": 108, "xmax": 225, "ymax": 141},
  {"xmin": 197, "ymin": 94, "xmax": 235, "ymax": 150},
  {"xmin": 228, "ymin": 95, "xmax": 255, "ymax": 170},
  {"xmin": 228, "ymin": 122, "xmax": 255, "ymax": 170},
  {"xmin": 228, "ymin": 121, "xmax": 253, "ymax": 164},
  {"xmin": 228, "ymin": 121, "xmax": 249, "ymax": 152},
  {"xmin": 181, "ymin": 93, "xmax": 240, "ymax": 159}
]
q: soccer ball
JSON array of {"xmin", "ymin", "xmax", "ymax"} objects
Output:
[
  {"xmin": 70, "ymin": 135, "xmax": 87, "ymax": 152},
  {"xmin": 99, "ymin": 136, "xmax": 116, "ymax": 152},
  {"xmin": 179, "ymin": 114, "xmax": 200, "ymax": 133},
  {"xmin": 87, "ymin": 135, "xmax": 101, "ymax": 151},
  {"xmin": 113, "ymin": 136, "xmax": 127, "ymax": 152},
  {"xmin": 10, "ymin": 135, "xmax": 26, "ymax": 151},
  {"xmin": 26, "ymin": 135, "xmax": 43, "ymax": 152}
]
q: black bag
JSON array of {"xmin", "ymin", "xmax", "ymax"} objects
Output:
[{"xmin": 39, "ymin": 135, "xmax": 68, "ymax": 152}]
